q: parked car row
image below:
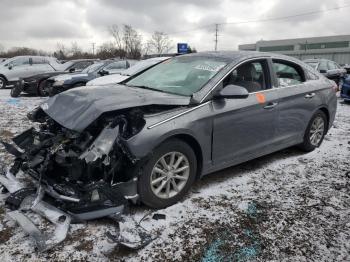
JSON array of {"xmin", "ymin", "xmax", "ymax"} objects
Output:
[
  {"xmin": 7, "ymin": 57, "xmax": 166, "ymax": 97},
  {"xmin": 10, "ymin": 59, "xmax": 96, "ymax": 97},
  {"xmin": 0, "ymin": 56, "xmax": 62, "ymax": 89}
]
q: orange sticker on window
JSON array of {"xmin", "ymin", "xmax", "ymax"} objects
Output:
[{"xmin": 256, "ymin": 93, "xmax": 266, "ymax": 104}]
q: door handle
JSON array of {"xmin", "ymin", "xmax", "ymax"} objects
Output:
[
  {"xmin": 263, "ymin": 102, "xmax": 278, "ymax": 109},
  {"xmin": 305, "ymin": 93, "xmax": 315, "ymax": 99}
]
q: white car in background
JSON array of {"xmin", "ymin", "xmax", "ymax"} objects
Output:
[
  {"xmin": 0, "ymin": 56, "xmax": 60, "ymax": 89},
  {"xmin": 86, "ymin": 57, "xmax": 170, "ymax": 86}
]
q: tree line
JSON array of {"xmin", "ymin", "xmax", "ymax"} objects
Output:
[{"xmin": 0, "ymin": 24, "xmax": 196, "ymax": 60}]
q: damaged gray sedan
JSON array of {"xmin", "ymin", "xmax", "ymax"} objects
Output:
[{"xmin": 0, "ymin": 51, "xmax": 337, "ymax": 250}]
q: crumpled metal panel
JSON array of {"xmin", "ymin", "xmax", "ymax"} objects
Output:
[
  {"xmin": 80, "ymin": 125, "xmax": 120, "ymax": 163},
  {"xmin": 40, "ymin": 84, "xmax": 190, "ymax": 132}
]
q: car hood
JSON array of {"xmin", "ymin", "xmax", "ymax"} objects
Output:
[
  {"xmin": 53, "ymin": 73, "xmax": 89, "ymax": 82},
  {"xmin": 40, "ymin": 84, "xmax": 191, "ymax": 132},
  {"xmin": 86, "ymin": 74, "xmax": 129, "ymax": 86}
]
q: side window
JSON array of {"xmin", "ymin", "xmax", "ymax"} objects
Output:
[
  {"xmin": 273, "ymin": 61, "xmax": 304, "ymax": 87},
  {"xmin": 73, "ymin": 61, "xmax": 93, "ymax": 70},
  {"xmin": 327, "ymin": 61, "xmax": 337, "ymax": 70},
  {"xmin": 223, "ymin": 60, "xmax": 267, "ymax": 93},
  {"xmin": 105, "ymin": 61, "xmax": 127, "ymax": 70},
  {"xmin": 11, "ymin": 57, "xmax": 30, "ymax": 66},
  {"xmin": 32, "ymin": 57, "xmax": 48, "ymax": 65},
  {"xmin": 318, "ymin": 61, "xmax": 328, "ymax": 72}
]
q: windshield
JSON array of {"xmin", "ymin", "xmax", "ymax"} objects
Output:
[
  {"xmin": 126, "ymin": 56, "xmax": 228, "ymax": 96},
  {"xmin": 305, "ymin": 62, "xmax": 318, "ymax": 70},
  {"xmin": 82, "ymin": 62, "xmax": 104, "ymax": 73},
  {"xmin": 122, "ymin": 58, "xmax": 168, "ymax": 76}
]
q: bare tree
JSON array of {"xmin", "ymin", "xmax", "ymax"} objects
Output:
[
  {"xmin": 122, "ymin": 24, "xmax": 142, "ymax": 59},
  {"xmin": 147, "ymin": 31, "xmax": 173, "ymax": 55},
  {"xmin": 0, "ymin": 43, "xmax": 4, "ymax": 54},
  {"xmin": 69, "ymin": 42, "xmax": 82, "ymax": 58},
  {"xmin": 54, "ymin": 42, "xmax": 68, "ymax": 59},
  {"xmin": 109, "ymin": 24, "xmax": 124, "ymax": 51}
]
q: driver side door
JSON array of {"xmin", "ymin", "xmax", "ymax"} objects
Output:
[{"xmin": 211, "ymin": 59, "xmax": 280, "ymax": 168}]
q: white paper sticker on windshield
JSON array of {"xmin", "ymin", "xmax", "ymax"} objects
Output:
[{"xmin": 194, "ymin": 64, "xmax": 225, "ymax": 72}]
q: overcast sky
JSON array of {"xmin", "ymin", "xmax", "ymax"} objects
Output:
[{"xmin": 0, "ymin": 0, "xmax": 349, "ymax": 53}]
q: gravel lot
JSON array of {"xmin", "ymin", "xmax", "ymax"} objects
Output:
[{"xmin": 0, "ymin": 89, "xmax": 349, "ymax": 262}]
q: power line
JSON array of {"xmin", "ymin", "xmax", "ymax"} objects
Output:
[
  {"xmin": 214, "ymin": 24, "xmax": 219, "ymax": 51},
  {"xmin": 91, "ymin": 42, "xmax": 96, "ymax": 55},
  {"xmin": 167, "ymin": 3, "xmax": 350, "ymax": 36},
  {"xmin": 220, "ymin": 3, "xmax": 350, "ymax": 26}
]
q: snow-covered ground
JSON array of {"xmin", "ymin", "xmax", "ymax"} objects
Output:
[{"xmin": 0, "ymin": 89, "xmax": 349, "ymax": 261}]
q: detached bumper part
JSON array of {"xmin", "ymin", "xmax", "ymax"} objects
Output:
[
  {"xmin": 0, "ymin": 170, "xmax": 26, "ymax": 193},
  {"xmin": 7, "ymin": 193, "xmax": 71, "ymax": 252}
]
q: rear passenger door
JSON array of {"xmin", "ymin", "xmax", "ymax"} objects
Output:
[{"xmin": 271, "ymin": 59, "xmax": 321, "ymax": 146}]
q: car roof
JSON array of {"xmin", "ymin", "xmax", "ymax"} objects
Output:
[
  {"xmin": 181, "ymin": 51, "xmax": 303, "ymax": 64},
  {"xmin": 304, "ymin": 58, "xmax": 333, "ymax": 63}
]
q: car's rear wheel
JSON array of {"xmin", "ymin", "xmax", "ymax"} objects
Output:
[
  {"xmin": 137, "ymin": 139, "xmax": 197, "ymax": 208},
  {"xmin": 299, "ymin": 110, "xmax": 327, "ymax": 152},
  {"xmin": 0, "ymin": 77, "xmax": 6, "ymax": 89}
]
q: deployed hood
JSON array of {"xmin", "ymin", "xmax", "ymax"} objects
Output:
[
  {"xmin": 40, "ymin": 84, "xmax": 191, "ymax": 132},
  {"xmin": 86, "ymin": 74, "xmax": 129, "ymax": 86},
  {"xmin": 53, "ymin": 73, "xmax": 89, "ymax": 82}
]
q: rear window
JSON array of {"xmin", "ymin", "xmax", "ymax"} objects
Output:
[{"xmin": 273, "ymin": 61, "xmax": 304, "ymax": 87}]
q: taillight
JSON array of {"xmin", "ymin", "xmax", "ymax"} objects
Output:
[{"xmin": 332, "ymin": 83, "xmax": 338, "ymax": 92}]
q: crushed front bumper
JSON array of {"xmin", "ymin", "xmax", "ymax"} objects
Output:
[{"xmin": 0, "ymin": 169, "xmax": 127, "ymax": 251}]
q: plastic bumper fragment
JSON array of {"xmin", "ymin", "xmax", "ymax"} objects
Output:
[
  {"xmin": 7, "ymin": 193, "xmax": 71, "ymax": 252},
  {"xmin": 0, "ymin": 170, "xmax": 27, "ymax": 193}
]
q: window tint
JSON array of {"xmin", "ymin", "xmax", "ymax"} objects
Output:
[
  {"xmin": 11, "ymin": 57, "xmax": 30, "ymax": 66},
  {"xmin": 32, "ymin": 57, "xmax": 49, "ymax": 65},
  {"xmin": 273, "ymin": 61, "xmax": 304, "ymax": 87},
  {"xmin": 318, "ymin": 61, "xmax": 328, "ymax": 71},
  {"xmin": 223, "ymin": 60, "xmax": 267, "ymax": 93},
  {"xmin": 327, "ymin": 61, "xmax": 338, "ymax": 70},
  {"xmin": 73, "ymin": 61, "xmax": 93, "ymax": 70},
  {"xmin": 105, "ymin": 61, "xmax": 127, "ymax": 70}
]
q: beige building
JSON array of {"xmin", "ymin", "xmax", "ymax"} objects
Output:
[{"xmin": 239, "ymin": 35, "xmax": 350, "ymax": 65}]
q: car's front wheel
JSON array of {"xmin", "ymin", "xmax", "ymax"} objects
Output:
[
  {"xmin": 299, "ymin": 110, "xmax": 327, "ymax": 152},
  {"xmin": 137, "ymin": 139, "xmax": 197, "ymax": 208},
  {"xmin": 0, "ymin": 76, "xmax": 6, "ymax": 89},
  {"xmin": 37, "ymin": 80, "xmax": 48, "ymax": 97}
]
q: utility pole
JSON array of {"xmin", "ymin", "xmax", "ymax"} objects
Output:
[
  {"xmin": 214, "ymin": 24, "xmax": 219, "ymax": 51},
  {"xmin": 92, "ymin": 42, "xmax": 96, "ymax": 55}
]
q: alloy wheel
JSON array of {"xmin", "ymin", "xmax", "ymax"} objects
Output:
[
  {"xmin": 150, "ymin": 152, "xmax": 190, "ymax": 199},
  {"xmin": 309, "ymin": 116, "xmax": 325, "ymax": 146}
]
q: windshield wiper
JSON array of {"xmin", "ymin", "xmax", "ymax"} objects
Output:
[{"xmin": 126, "ymin": 84, "xmax": 169, "ymax": 94}]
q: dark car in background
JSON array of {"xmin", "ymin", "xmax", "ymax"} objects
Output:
[
  {"xmin": 47, "ymin": 59, "xmax": 132, "ymax": 96},
  {"xmin": 10, "ymin": 59, "xmax": 96, "ymax": 97},
  {"xmin": 304, "ymin": 58, "xmax": 346, "ymax": 87},
  {"xmin": 340, "ymin": 75, "xmax": 350, "ymax": 102}
]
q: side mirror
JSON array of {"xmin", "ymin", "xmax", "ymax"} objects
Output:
[
  {"xmin": 8, "ymin": 64, "xmax": 13, "ymax": 70},
  {"xmin": 214, "ymin": 84, "xmax": 249, "ymax": 99},
  {"xmin": 69, "ymin": 68, "xmax": 75, "ymax": 73},
  {"xmin": 98, "ymin": 69, "xmax": 108, "ymax": 76}
]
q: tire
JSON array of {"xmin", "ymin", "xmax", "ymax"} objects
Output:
[
  {"xmin": 0, "ymin": 76, "xmax": 6, "ymax": 89},
  {"xmin": 137, "ymin": 139, "xmax": 197, "ymax": 209},
  {"xmin": 10, "ymin": 86, "xmax": 21, "ymax": 97},
  {"xmin": 298, "ymin": 110, "xmax": 328, "ymax": 152},
  {"xmin": 37, "ymin": 80, "xmax": 48, "ymax": 97}
]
